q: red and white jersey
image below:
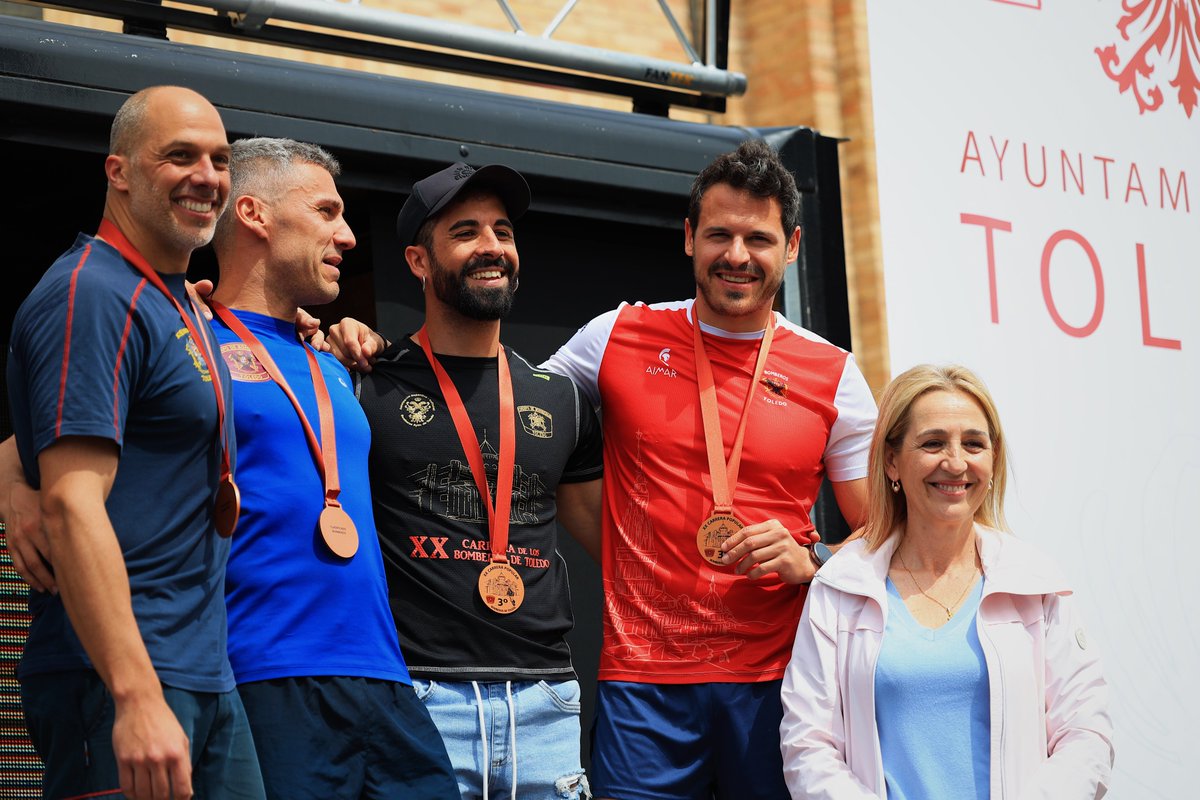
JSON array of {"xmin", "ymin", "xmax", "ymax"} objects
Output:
[{"xmin": 543, "ymin": 300, "xmax": 877, "ymax": 683}]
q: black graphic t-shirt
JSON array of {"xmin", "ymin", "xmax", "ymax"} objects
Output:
[{"xmin": 357, "ymin": 340, "xmax": 603, "ymax": 680}]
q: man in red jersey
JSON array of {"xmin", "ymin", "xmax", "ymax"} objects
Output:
[{"xmin": 542, "ymin": 139, "xmax": 877, "ymax": 800}]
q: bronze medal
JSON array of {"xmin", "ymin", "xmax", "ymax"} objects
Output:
[
  {"xmin": 692, "ymin": 314, "xmax": 774, "ymax": 571},
  {"xmin": 213, "ymin": 303, "xmax": 362, "ymax": 559},
  {"xmin": 696, "ymin": 511, "xmax": 743, "ymax": 566},
  {"xmin": 478, "ymin": 561, "xmax": 525, "ymax": 614},
  {"xmin": 319, "ymin": 504, "xmax": 359, "ymax": 558},
  {"xmin": 214, "ymin": 477, "xmax": 240, "ymax": 538}
]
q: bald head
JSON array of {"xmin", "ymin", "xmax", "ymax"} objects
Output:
[
  {"xmin": 102, "ymin": 86, "xmax": 230, "ymax": 272},
  {"xmin": 109, "ymin": 86, "xmax": 220, "ymax": 157}
]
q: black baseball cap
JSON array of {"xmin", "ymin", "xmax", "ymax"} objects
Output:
[{"xmin": 396, "ymin": 162, "xmax": 531, "ymax": 250}]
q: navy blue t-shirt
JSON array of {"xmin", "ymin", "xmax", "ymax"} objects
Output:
[
  {"xmin": 213, "ymin": 310, "xmax": 410, "ymax": 685},
  {"xmin": 7, "ymin": 233, "xmax": 236, "ymax": 693}
]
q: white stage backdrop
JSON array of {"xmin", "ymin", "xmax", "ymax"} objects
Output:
[{"xmin": 867, "ymin": 2, "xmax": 1197, "ymax": 796}]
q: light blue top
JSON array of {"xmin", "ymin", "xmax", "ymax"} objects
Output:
[{"xmin": 874, "ymin": 576, "xmax": 989, "ymax": 800}]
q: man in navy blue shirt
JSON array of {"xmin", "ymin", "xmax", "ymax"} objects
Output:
[{"xmin": 3, "ymin": 86, "xmax": 264, "ymax": 800}]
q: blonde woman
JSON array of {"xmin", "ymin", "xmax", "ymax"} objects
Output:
[{"xmin": 779, "ymin": 365, "xmax": 1112, "ymax": 799}]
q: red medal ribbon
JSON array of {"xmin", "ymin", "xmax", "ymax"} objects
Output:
[
  {"xmin": 210, "ymin": 302, "xmax": 343, "ymax": 509},
  {"xmin": 692, "ymin": 309, "xmax": 776, "ymax": 514},
  {"xmin": 97, "ymin": 220, "xmax": 237, "ymax": 533},
  {"xmin": 418, "ymin": 328, "xmax": 515, "ymax": 565}
]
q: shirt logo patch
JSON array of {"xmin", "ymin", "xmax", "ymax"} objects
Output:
[
  {"xmin": 645, "ymin": 347, "xmax": 678, "ymax": 377},
  {"xmin": 400, "ymin": 393, "xmax": 436, "ymax": 427},
  {"xmin": 178, "ymin": 328, "xmax": 212, "ymax": 382},
  {"xmin": 760, "ymin": 369, "xmax": 790, "ymax": 406},
  {"xmin": 220, "ymin": 342, "xmax": 270, "ymax": 382},
  {"xmin": 518, "ymin": 405, "xmax": 553, "ymax": 439}
]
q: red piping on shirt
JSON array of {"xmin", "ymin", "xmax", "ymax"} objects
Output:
[
  {"xmin": 55, "ymin": 243, "xmax": 93, "ymax": 438},
  {"xmin": 111, "ymin": 279, "xmax": 148, "ymax": 439}
]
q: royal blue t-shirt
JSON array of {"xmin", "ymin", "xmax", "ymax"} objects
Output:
[
  {"xmin": 7, "ymin": 233, "xmax": 236, "ymax": 693},
  {"xmin": 212, "ymin": 309, "xmax": 410, "ymax": 685}
]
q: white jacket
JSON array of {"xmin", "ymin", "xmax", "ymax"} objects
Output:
[{"xmin": 780, "ymin": 525, "xmax": 1113, "ymax": 799}]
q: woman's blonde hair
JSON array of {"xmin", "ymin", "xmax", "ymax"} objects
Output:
[{"xmin": 863, "ymin": 364, "xmax": 1009, "ymax": 549}]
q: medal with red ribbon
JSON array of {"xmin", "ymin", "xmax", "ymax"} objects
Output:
[
  {"xmin": 211, "ymin": 302, "xmax": 358, "ymax": 558},
  {"xmin": 97, "ymin": 220, "xmax": 240, "ymax": 538},
  {"xmin": 418, "ymin": 328, "xmax": 524, "ymax": 614},
  {"xmin": 692, "ymin": 311, "xmax": 775, "ymax": 566}
]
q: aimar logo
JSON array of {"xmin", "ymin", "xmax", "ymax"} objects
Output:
[
  {"xmin": 1097, "ymin": 2, "xmax": 1199, "ymax": 119},
  {"xmin": 646, "ymin": 347, "xmax": 677, "ymax": 377}
]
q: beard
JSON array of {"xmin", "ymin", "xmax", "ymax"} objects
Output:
[
  {"xmin": 429, "ymin": 250, "xmax": 518, "ymax": 321},
  {"xmin": 694, "ymin": 258, "xmax": 781, "ymax": 318}
]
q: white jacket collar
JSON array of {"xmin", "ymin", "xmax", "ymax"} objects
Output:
[{"xmin": 816, "ymin": 524, "xmax": 1073, "ymax": 602}]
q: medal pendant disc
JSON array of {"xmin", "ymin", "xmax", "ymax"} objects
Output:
[
  {"xmin": 696, "ymin": 511, "xmax": 743, "ymax": 566},
  {"xmin": 478, "ymin": 561, "xmax": 525, "ymax": 615},
  {"xmin": 319, "ymin": 505, "xmax": 359, "ymax": 558},
  {"xmin": 214, "ymin": 478, "xmax": 241, "ymax": 539}
]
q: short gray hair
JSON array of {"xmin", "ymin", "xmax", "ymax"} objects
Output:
[
  {"xmin": 215, "ymin": 137, "xmax": 341, "ymax": 242},
  {"xmin": 229, "ymin": 137, "xmax": 340, "ymax": 202}
]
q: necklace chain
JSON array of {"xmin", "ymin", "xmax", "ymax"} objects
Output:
[{"xmin": 896, "ymin": 549, "xmax": 979, "ymax": 621}]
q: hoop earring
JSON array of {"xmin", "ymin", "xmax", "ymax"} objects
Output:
[
  {"xmin": 988, "ymin": 478, "xmax": 993, "ymax": 490},
  {"xmin": 512, "ymin": 275, "xmax": 519, "ymax": 293},
  {"xmin": 890, "ymin": 479, "xmax": 900, "ymax": 493}
]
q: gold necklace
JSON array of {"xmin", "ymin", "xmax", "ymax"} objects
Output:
[{"xmin": 895, "ymin": 549, "xmax": 979, "ymax": 621}]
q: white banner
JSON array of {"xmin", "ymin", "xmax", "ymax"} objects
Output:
[{"xmin": 867, "ymin": 1, "xmax": 1197, "ymax": 796}]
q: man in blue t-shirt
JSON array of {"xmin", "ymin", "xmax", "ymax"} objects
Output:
[
  {"xmin": 2, "ymin": 86, "xmax": 264, "ymax": 799},
  {"xmin": 202, "ymin": 137, "xmax": 457, "ymax": 798}
]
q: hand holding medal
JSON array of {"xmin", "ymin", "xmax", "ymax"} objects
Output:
[
  {"xmin": 718, "ymin": 518, "xmax": 820, "ymax": 584},
  {"xmin": 692, "ymin": 312, "xmax": 774, "ymax": 567}
]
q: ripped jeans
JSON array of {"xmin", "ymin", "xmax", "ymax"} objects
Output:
[{"xmin": 412, "ymin": 678, "xmax": 591, "ymax": 800}]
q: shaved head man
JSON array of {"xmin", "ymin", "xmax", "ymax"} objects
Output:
[{"xmin": 4, "ymin": 87, "xmax": 264, "ymax": 799}]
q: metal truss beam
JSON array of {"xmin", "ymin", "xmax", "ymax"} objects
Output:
[{"xmin": 9, "ymin": 0, "xmax": 741, "ymax": 113}]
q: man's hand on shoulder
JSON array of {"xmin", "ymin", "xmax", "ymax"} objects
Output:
[
  {"xmin": 720, "ymin": 519, "xmax": 819, "ymax": 584},
  {"xmin": 184, "ymin": 279, "xmax": 214, "ymax": 321},
  {"xmin": 293, "ymin": 307, "xmax": 324, "ymax": 348},
  {"xmin": 326, "ymin": 317, "xmax": 388, "ymax": 373}
]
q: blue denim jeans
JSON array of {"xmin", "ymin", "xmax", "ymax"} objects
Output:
[{"xmin": 412, "ymin": 678, "xmax": 591, "ymax": 800}]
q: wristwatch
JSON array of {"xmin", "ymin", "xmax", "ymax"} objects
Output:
[{"xmin": 807, "ymin": 541, "xmax": 834, "ymax": 569}]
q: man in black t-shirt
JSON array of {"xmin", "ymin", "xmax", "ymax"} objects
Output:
[{"xmin": 335, "ymin": 163, "xmax": 602, "ymax": 800}]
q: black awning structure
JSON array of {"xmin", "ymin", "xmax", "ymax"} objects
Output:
[{"xmin": 0, "ymin": 24, "xmax": 856, "ymax": 787}]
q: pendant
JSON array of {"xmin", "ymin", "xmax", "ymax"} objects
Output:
[
  {"xmin": 319, "ymin": 504, "xmax": 359, "ymax": 558},
  {"xmin": 478, "ymin": 561, "xmax": 525, "ymax": 614},
  {"xmin": 214, "ymin": 477, "xmax": 241, "ymax": 538},
  {"xmin": 696, "ymin": 511, "xmax": 744, "ymax": 566}
]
